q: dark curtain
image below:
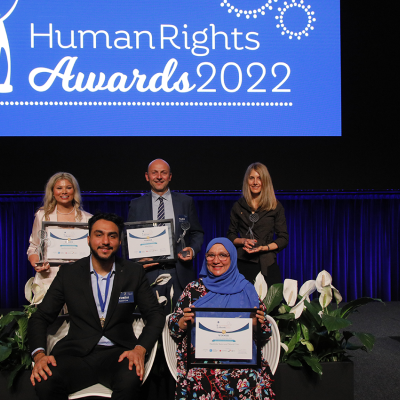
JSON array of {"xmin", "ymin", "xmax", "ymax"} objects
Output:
[{"xmin": 1, "ymin": 192, "xmax": 399, "ymax": 308}]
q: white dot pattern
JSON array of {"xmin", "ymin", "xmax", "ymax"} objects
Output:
[
  {"xmin": 275, "ymin": 0, "xmax": 316, "ymax": 40},
  {"xmin": 0, "ymin": 101, "xmax": 293, "ymax": 107},
  {"xmin": 221, "ymin": 0, "xmax": 277, "ymax": 18}
]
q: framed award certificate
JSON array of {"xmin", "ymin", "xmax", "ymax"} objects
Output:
[
  {"xmin": 122, "ymin": 219, "xmax": 177, "ymax": 264},
  {"xmin": 40, "ymin": 221, "xmax": 90, "ymax": 263},
  {"xmin": 187, "ymin": 308, "xmax": 262, "ymax": 369}
]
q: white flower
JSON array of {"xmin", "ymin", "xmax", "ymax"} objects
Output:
[
  {"xmin": 155, "ymin": 290, "xmax": 168, "ymax": 306},
  {"xmin": 280, "ymin": 342, "xmax": 289, "ymax": 352},
  {"xmin": 299, "ymin": 280, "xmax": 317, "ymax": 303},
  {"xmin": 254, "ymin": 272, "xmax": 268, "ymax": 301},
  {"xmin": 24, "ymin": 277, "xmax": 48, "ymax": 305},
  {"xmin": 319, "ymin": 286, "xmax": 333, "ymax": 309},
  {"xmin": 170, "ymin": 285, "xmax": 174, "ymax": 300},
  {"xmin": 289, "ymin": 285, "xmax": 316, "ymax": 319},
  {"xmin": 315, "ymin": 270, "xmax": 332, "ymax": 292},
  {"xmin": 151, "ymin": 273, "xmax": 172, "ymax": 286},
  {"xmin": 283, "ymin": 279, "xmax": 298, "ymax": 306},
  {"xmin": 332, "ymin": 285, "xmax": 342, "ymax": 305}
]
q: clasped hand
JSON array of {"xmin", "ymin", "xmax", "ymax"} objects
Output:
[
  {"xmin": 30, "ymin": 353, "xmax": 56, "ymax": 386},
  {"xmin": 243, "ymin": 239, "xmax": 262, "ymax": 253}
]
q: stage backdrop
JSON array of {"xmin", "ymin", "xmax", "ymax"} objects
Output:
[
  {"xmin": 1, "ymin": 0, "xmax": 340, "ymax": 137},
  {"xmin": 1, "ymin": 191, "xmax": 399, "ymax": 308}
]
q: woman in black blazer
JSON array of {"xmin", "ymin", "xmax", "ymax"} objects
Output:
[{"xmin": 227, "ymin": 162, "xmax": 289, "ymax": 287}]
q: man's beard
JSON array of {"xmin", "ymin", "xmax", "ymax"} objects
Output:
[{"xmin": 89, "ymin": 244, "xmax": 119, "ymax": 262}]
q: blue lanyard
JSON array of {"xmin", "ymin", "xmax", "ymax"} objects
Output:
[{"xmin": 93, "ymin": 270, "xmax": 112, "ymax": 314}]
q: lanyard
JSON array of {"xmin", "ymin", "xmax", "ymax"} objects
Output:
[{"xmin": 93, "ymin": 270, "xmax": 112, "ymax": 314}]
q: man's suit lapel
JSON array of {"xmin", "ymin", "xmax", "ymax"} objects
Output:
[
  {"xmin": 171, "ymin": 192, "xmax": 182, "ymax": 241},
  {"xmin": 80, "ymin": 258, "xmax": 102, "ymax": 326},
  {"xmin": 104, "ymin": 259, "xmax": 124, "ymax": 328},
  {"xmin": 143, "ymin": 193, "xmax": 153, "ymax": 221}
]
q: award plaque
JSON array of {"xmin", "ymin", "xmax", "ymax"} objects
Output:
[
  {"xmin": 122, "ymin": 219, "xmax": 177, "ymax": 264},
  {"xmin": 40, "ymin": 221, "xmax": 90, "ymax": 263},
  {"xmin": 187, "ymin": 308, "xmax": 262, "ymax": 370}
]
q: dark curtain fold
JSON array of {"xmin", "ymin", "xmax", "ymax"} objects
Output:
[{"xmin": 1, "ymin": 192, "xmax": 399, "ymax": 308}]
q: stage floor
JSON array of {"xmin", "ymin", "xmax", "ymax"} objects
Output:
[
  {"xmin": 349, "ymin": 301, "xmax": 400, "ymax": 400},
  {"xmin": 1, "ymin": 302, "xmax": 399, "ymax": 400}
]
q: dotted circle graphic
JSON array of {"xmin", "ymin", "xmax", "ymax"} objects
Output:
[
  {"xmin": 0, "ymin": 101, "xmax": 293, "ymax": 107},
  {"xmin": 220, "ymin": 0, "xmax": 278, "ymax": 19},
  {"xmin": 275, "ymin": 0, "xmax": 316, "ymax": 40}
]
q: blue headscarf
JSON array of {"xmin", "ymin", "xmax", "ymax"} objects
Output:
[
  {"xmin": 192, "ymin": 238, "xmax": 260, "ymax": 365},
  {"xmin": 195, "ymin": 237, "xmax": 259, "ymax": 309}
]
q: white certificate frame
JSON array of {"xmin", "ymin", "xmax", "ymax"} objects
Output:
[
  {"xmin": 40, "ymin": 221, "xmax": 90, "ymax": 264},
  {"xmin": 187, "ymin": 308, "xmax": 262, "ymax": 370},
  {"xmin": 122, "ymin": 219, "xmax": 177, "ymax": 264}
]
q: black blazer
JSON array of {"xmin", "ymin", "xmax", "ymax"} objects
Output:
[
  {"xmin": 28, "ymin": 256, "xmax": 165, "ymax": 357},
  {"xmin": 227, "ymin": 197, "xmax": 289, "ymax": 275},
  {"xmin": 127, "ymin": 191, "xmax": 204, "ymax": 288}
]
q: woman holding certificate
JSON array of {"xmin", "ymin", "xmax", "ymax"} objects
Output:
[
  {"xmin": 227, "ymin": 162, "xmax": 289, "ymax": 287},
  {"xmin": 27, "ymin": 172, "xmax": 92, "ymax": 273},
  {"xmin": 168, "ymin": 238, "xmax": 275, "ymax": 400}
]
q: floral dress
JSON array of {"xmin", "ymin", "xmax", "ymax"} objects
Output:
[{"xmin": 168, "ymin": 280, "xmax": 275, "ymax": 400}]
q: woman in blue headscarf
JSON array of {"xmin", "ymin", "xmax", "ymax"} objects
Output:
[{"xmin": 168, "ymin": 238, "xmax": 275, "ymax": 400}]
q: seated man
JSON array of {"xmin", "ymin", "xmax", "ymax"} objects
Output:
[{"xmin": 28, "ymin": 212, "xmax": 164, "ymax": 400}]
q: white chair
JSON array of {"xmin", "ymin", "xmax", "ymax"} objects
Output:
[
  {"xmin": 46, "ymin": 317, "xmax": 157, "ymax": 399},
  {"xmin": 162, "ymin": 313, "xmax": 280, "ymax": 381},
  {"xmin": 162, "ymin": 314, "xmax": 178, "ymax": 381},
  {"xmin": 262, "ymin": 315, "xmax": 280, "ymax": 375}
]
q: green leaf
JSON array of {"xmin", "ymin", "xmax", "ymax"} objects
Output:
[
  {"xmin": 0, "ymin": 344, "xmax": 12, "ymax": 362},
  {"xmin": 301, "ymin": 339, "xmax": 314, "ymax": 352},
  {"xmin": 286, "ymin": 358, "xmax": 303, "ymax": 368},
  {"xmin": 273, "ymin": 313, "xmax": 295, "ymax": 320},
  {"xmin": 303, "ymin": 356, "xmax": 323, "ymax": 376},
  {"xmin": 340, "ymin": 298, "xmax": 384, "ymax": 319},
  {"xmin": 321, "ymin": 314, "xmax": 352, "ymax": 332},
  {"xmin": 0, "ymin": 313, "xmax": 18, "ymax": 330},
  {"xmin": 263, "ymin": 283, "xmax": 283, "ymax": 314},
  {"xmin": 353, "ymin": 332, "xmax": 375, "ymax": 351},
  {"xmin": 300, "ymin": 323, "xmax": 310, "ymax": 341},
  {"xmin": 303, "ymin": 300, "xmax": 322, "ymax": 325},
  {"xmin": 17, "ymin": 317, "xmax": 29, "ymax": 348},
  {"xmin": 7, "ymin": 364, "xmax": 25, "ymax": 389}
]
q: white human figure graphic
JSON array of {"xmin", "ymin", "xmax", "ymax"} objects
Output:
[{"xmin": 0, "ymin": 0, "xmax": 19, "ymax": 93}]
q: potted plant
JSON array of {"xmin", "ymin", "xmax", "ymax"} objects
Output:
[
  {"xmin": 0, "ymin": 277, "xmax": 47, "ymax": 390},
  {"xmin": 255, "ymin": 271, "xmax": 383, "ymax": 400}
]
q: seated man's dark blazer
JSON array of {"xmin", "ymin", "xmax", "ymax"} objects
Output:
[
  {"xmin": 127, "ymin": 191, "xmax": 204, "ymax": 289},
  {"xmin": 28, "ymin": 256, "xmax": 165, "ymax": 357}
]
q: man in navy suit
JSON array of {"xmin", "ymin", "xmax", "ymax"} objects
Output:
[
  {"xmin": 127, "ymin": 159, "xmax": 204, "ymax": 310},
  {"xmin": 29, "ymin": 213, "xmax": 164, "ymax": 400}
]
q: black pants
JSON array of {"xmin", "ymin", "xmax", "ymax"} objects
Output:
[
  {"xmin": 35, "ymin": 345, "xmax": 141, "ymax": 400},
  {"xmin": 237, "ymin": 260, "xmax": 282, "ymax": 288}
]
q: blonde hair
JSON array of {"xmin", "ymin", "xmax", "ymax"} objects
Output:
[
  {"xmin": 242, "ymin": 162, "xmax": 277, "ymax": 212},
  {"xmin": 42, "ymin": 172, "xmax": 83, "ymax": 221}
]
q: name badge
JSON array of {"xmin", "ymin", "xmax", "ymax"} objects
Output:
[
  {"xmin": 178, "ymin": 215, "xmax": 188, "ymax": 223},
  {"xmin": 119, "ymin": 291, "xmax": 134, "ymax": 303}
]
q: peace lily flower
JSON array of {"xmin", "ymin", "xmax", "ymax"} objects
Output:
[
  {"xmin": 315, "ymin": 270, "xmax": 342, "ymax": 309},
  {"xmin": 254, "ymin": 272, "xmax": 268, "ymax": 301},
  {"xmin": 282, "ymin": 278, "xmax": 317, "ymax": 319},
  {"xmin": 150, "ymin": 273, "xmax": 172, "ymax": 287},
  {"xmin": 170, "ymin": 285, "xmax": 175, "ymax": 313},
  {"xmin": 155, "ymin": 290, "xmax": 168, "ymax": 306},
  {"xmin": 24, "ymin": 277, "xmax": 49, "ymax": 305},
  {"xmin": 283, "ymin": 279, "xmax": 298, "ymax": 306}
]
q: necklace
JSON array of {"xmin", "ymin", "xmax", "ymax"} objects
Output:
[{"xmin": 56, "ymin": 206, "xmax": 75, "ymax": 215}]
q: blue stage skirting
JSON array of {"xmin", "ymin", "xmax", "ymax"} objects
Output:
[{"xmin": 1, "ymin": 191, "xmax": 399, "ymax": 308}]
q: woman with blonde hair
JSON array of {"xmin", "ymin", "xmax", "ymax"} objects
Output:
[
  {"xmin": 27, "ymin": 172, "xmax": 92, "ymax": 272},
  {"xmin": 227, "ymin": 162, "xmax": 288, "ymax": 286}
]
